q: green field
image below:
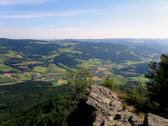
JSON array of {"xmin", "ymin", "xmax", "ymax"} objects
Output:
[
  {"xmin": 0, "ymin": 65, "xmax": 14, "ymax": 72},
  {"xmin": 0, "ymin": 75, "xmax": 14, "ymax": 84},
  {"xmin": 79, "ymin": 59, "xmax": 102, "ymax": 69},
  {"xmin": 128, "ymin": 76, "xmax": 149, "ymax": 83}
]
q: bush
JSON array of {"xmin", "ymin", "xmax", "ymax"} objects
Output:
[
  {"xmin": 123, "ymin": 82, "xmax": 150, "ymax": 112},
  {"xmin": 66, "ymin": 68, "xmax": 93, "ymax": 103},
  {"xmin": 103, "ymin": 75, "xmax": 119, "ymax": 91}
]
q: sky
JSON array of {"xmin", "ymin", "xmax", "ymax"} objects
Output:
[{"xmin": 0, "ymin": 0, "xmax": 168, "ymax": 39}]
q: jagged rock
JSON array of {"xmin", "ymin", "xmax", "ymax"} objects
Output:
[
  {"xmin": 69, "ymin": 85, "xmax": 168, "ymax": 126},
  {"xmin": 144, "ymin": 113, "xmax": 168, "ymax": 126},
  {"xmin": 87, "ymin": 85, "xmax": 143, "ymax": 126}
]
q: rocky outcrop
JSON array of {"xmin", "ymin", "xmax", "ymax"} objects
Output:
[
  {"xmin": 87, "ymin": 85, "xmax": 143, "ymax": 126},
  {"xmin": 143, "ymin": 113, "xmax": 168, "ymax": 126},
  {"xmin": 69, "ymin": 84, "xmax": 168, "ymax": 126}
]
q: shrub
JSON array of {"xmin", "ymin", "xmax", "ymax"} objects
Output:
[
  {"xmin": 103, "ymin": 75, "xmax": 119, "ymax": 91},
  {"xmin": 66, "ymin": 68, "xmax": 93, "ymax": 103}
]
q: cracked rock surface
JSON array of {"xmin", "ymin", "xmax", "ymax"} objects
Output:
[{"xmin": 87, "ymin": 85, "xmax": 143, "ymax": 126}]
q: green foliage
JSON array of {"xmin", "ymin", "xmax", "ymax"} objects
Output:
[
  {"xmin": 66, "ymin": 68, "xmax": 93, "ymax": 102},
  {"xmin": 0, "ymin": 65, "xmax": 14, "ymax": 72},
  {"xmin": 0, "ymin": 81, "xmax": 76, "ymax": 126},
  {"xmin": 103, "ymin": 75, "xmax": 119, "ymax": 91},
  {"xmin": 1, "ymin": 95, "xmax": 75, "ymax": 126},
  {"xmin": 123, "ymin": 82, "xmax": 150, "ymax": 112},
  {"xmin": 0, "ymin": 75, "xmax": 14, "ymax": 84},
  {"xmin": 0, "ymin": 68, "xmax": 94, "ymax": 126},
  {"xmin": 124, "ymin": 54, "xmax": 168, "ymax": 116},
  {"xmin": 146, "ymin": 54, "xmax": 168, "ymax": 117}
]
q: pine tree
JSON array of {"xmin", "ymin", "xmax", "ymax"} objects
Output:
[{"xmin": 146, "ymin": 54, "xmax": 168, "ymax": 115}]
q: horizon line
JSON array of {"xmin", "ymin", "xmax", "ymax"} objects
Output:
[{"xmin": 1, "ymin": 37, "xmax": 168, "ymax": 40}]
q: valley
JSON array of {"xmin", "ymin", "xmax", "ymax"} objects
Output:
[
  {"xmin": 0, "ymin": 38, "xmax": 168, "ymax": 125},
  {"xmin": 1, "ymin": 0, "xmax": 168, "ymax": 125},
  {"xmin": 0, "ymin": 38, "xmax": 168, "ymax": 86}
]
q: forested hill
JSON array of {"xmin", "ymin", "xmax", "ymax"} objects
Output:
[
  {"xmin": 0, "ymin": 38, "xmax": 168, "ymax": 126},
  {"xmin": 0, "ymin": 38, "xmax": 168, "ymax": 85},
  {"xmin": 0, "ymin": 38, "xmax": 168, "ymax": 63}
]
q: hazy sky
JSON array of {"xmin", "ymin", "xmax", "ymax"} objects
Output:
[{"xmin": 0, "ymin": 0, "xmax": 168, "ymax": 39}]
